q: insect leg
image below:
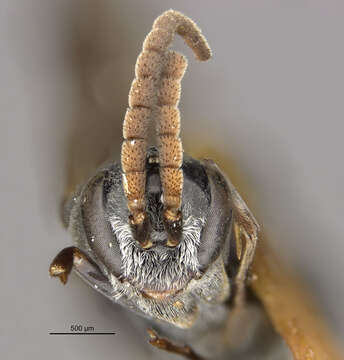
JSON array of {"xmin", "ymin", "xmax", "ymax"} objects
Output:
[
  {"xmin": 49, "ymin": 247, "xmax": 79, "ymax": 284},
  {"xmin": 147, "ymin": 329, "xmax": 206, "ymax": 360},
  {"xmin": 233, "ymin": 223, "xmax": 258, "ymax": 307},
  {"xmin": 49, "ymin": 246, "xmax": 117, "ymax": 301},
  {"xmin": 228, "ymin": 181, "xmax": 260, "ymax": 308},
  {"xmin": 49, "ymin": 247, "xmax": 107, "ymax": 285}
]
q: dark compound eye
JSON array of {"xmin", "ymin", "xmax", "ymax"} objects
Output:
[
  {"xmin": 182, "ymin": 156, "xmax": 233, "ymax": 271},
  {"xmin": 81, "ymin": 169, "xmax": 123, "ymax": 277},
  {"xmin": 79, "ymin": 154, "xmax": 232, "ymax": 282}
]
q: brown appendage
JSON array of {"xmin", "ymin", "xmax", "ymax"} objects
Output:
[
  {"xmin": 122, "ymin": 10, "xmax": 211, "ymax": 245},
  {"xmin": 49, "ymin": 247, "xmax": 87, "ymax": 284},
  {"xmin": 147, "ymin": 329, "xmax": 205, "ymax": 360}
]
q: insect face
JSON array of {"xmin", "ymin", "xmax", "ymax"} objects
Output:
[
  {"xmin": 49, "ymin": 13, "xmax": 262, "ymax": 360},
  {"xmin": 50, "ymin": 10, "xmax": 252, "ymax": 332},
  {"xmin": 74, "ymin": 148, "xmax": 232, "ymax": 328}
]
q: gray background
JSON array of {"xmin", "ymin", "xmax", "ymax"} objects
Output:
[{"xmin": 1, "ymin": 0, "xmax": 343, "ymax": 359}]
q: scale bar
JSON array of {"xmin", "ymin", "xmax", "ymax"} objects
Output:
[{"xmin": 50, "ymin": 332, "xmax": 115, "ymax": 335}]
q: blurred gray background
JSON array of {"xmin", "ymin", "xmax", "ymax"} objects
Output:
[{"xmin": 1, "ymin": 0, "xmax": 343, "ymax": 359}]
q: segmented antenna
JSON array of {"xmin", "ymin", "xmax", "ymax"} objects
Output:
[{"xmin": 122, "ymin": 9, "xmax": 211, "ymax": 246}]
